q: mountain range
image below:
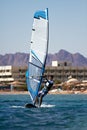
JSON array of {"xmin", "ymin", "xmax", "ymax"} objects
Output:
[{"xmin": 0, "ymin": 49, "xmax": 87, "ymax": 67}]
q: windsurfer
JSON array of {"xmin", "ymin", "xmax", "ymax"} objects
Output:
[{"xmin": 34, "ymin": 75, "xmax": 54, "ymax": 107}]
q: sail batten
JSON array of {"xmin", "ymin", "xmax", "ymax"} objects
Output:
[
  {"xmin": 26, "ymin": 8, "xmax": 49, "ymax": 103},
  {"xmin": 29, "ymin": 62, "xmax": 43, "ymax": 70}
]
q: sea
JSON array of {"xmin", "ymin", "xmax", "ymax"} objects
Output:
[{"xmin": 0, "ymin": 94, "xmax": 87, "ymax": 130}]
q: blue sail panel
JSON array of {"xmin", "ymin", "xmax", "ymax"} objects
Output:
[
  {"xmin": 26, "ymin": 63, "xmax": 43, "ymax": 102},
  {"xmin": 34, "ymin": 8, "xmax": 48, "ymax": 20}
]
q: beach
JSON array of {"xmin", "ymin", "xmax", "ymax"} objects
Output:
[
  {"xmin": 0, "ymin": 89, "xmax": 87, "ymax": 95},
  {"xmin": 0, "ymin": 90, "xmax": 28, "ymax": 95}
]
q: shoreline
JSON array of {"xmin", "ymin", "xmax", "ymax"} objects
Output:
[
  {"xmin": 0, "ymin": 90, "xmax": 28, "ymax": 95},
  {"xmin": 0, "ymin": 89, "xmax": 87, "ymax": 95},
  {"xmin": 49, "ymin": 90, "xmax": 87, "ymax": 95}
]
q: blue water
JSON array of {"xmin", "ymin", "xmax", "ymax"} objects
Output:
[{"xmin": 0, "ymin": 94, "xmax": 87, "ymax": 130}]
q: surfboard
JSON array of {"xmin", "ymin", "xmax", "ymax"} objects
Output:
[
  {"xmin": 25, "ymin": 103, "xmax": 37, "ymax": 108},
  {"xmin": 26, "ymin": 8, "xmax": 49, "ymax": 107}
]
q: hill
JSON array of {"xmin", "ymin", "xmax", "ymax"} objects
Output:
[{"xmin": 0, "ymin": 49, "xmax": 87, "ymax": 67}]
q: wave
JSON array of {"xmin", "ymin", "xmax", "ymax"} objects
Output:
[
  {"xmin": 11, "ymin": 104, "xmax": 55, "ymax": 109},
  {"xmin": 11, "ymin": 105, "xmax": 25, "ymax": 108},
  {"xmin": 41, "ymin": 103, "xmax": 55, "ymax": 108}
]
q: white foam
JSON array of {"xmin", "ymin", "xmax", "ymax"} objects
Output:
[
  {"xmin": 11, "ymin": 105, "xmax": 24, "ymax": 108},
  {"xmin": 41, "ymin": 103, "xmax": 55, "ymax": 108},
  {"xmin": 11, "ymin": 104, "xmax": 55, "ymax": 108}
]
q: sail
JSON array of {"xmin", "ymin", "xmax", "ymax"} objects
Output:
[{"xmin": 26, "ymin": 8, "xmax": 49, "ymax": 104}]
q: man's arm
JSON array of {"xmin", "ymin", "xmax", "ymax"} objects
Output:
[{"xmin": 42, "ymin": 77, "xmax": 48, "ymax": 83}]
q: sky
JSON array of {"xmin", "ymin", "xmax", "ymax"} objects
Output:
[{"xmin": 0, "ymin": 0, "xmax": 87, "ymax": 57}]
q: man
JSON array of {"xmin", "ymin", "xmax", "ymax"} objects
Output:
[{"xmin": 34, "ymin": 75, "xmax": 54, "ymax": 107}]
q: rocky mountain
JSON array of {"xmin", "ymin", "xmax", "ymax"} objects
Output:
[
  {"xmin": 0, "ymin": 53, "xmax": 29, "ymax": 66},
  {"xmin": 47, "ymin": 50, "xmax": 87, "ymax": 66},
  {"xmin": 0, "ymin": 49, "xmax": 87, "ymax": 67}
]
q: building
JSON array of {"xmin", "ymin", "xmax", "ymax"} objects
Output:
[
  {"xmin": 0, "ymin": 65, "xmax": 27, "ymax": 83},
  {"xmin": 52, "ymin": 61, "xmax": 72, "ymax": 67},
  {"xmin": 0, "ymin": 66, "xmax": 14, "ymax": 82},
  {"xmin": 44, "ymin": 61, "xmax": 87, "ymax": 82},
  {"xmin": 45, "ymin": 66, "xmax": 87, "ymax": 82},
  {"xmin": 0, "ymin": 63, "xmax": 87, "ymax": 84},
  {"xmin": 0, "ymin": 65, "xmax": 27, "ymax": 90},
  {"xmin": 12, "ymin": 66, "xmax": 27, "ymax": 83}
]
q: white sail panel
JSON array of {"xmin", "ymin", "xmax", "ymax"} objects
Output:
[{"xmin": 31, "ymin": 18, "xmax": 48, "ymax": 63}]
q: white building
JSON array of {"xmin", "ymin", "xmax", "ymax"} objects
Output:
[
  {"xmin": 52, "ymin": 61, "xmax": 58, "ymax": 67},
  {"xmin": 52, "ymin": 61, "xmax": 72, "ymax": 67},
  {"xmin": 0, "ymin": 66, "xmax": 14, "ymax": 82}
]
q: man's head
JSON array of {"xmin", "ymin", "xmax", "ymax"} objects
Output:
[{"xmin": 49, "ymin": 75, "xmax": 53, "ymax": 80}]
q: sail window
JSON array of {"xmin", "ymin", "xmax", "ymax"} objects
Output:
[{"xmin": 32, "ymin": 29, "xmax": 35, "ymax": 31}]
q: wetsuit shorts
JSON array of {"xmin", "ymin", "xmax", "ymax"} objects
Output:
[{"xmin": 38, "ymin": 87, "xmax": 48, "ymax": 97}]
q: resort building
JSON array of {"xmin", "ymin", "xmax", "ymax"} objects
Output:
[
  {"xmin": 45, "ymin": 66, "xmax": 87, "ymax": 82},
  {"xmin": 44, "ymin": 61, "xmax": 87, "ymax": 82},
  {"xmin": 0, "ymin": 66, "xmax": 14, "ymax": 82},
  {"xmin": 0, "ymin": 61, "xmax": 87, "ymax": 85},
  {"xmin": 12, "ymin": 66, "xmax": 27, "ymax": 83},
  {"xmin": 0, "ymin": 65, "xmax": 27, "ymax": 83},
  {"xmin": 0, "ymin": 66, "xmax": 27, "ymax": 90}
]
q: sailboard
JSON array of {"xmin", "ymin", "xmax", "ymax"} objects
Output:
[{"xmin": 26, "ymin": 8, "xmax": 49, "ymax": 106}]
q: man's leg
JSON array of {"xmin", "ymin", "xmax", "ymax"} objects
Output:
[
  {"xmin": 39, "ymin": 91, "xmax": 48, "ymax": 106},
  {"xmin": 34, "ymin": 96, "xmax": 39, "ymax": 106},
  {"xmin": 39, "ymin": 95, "xmax": 43, "ymax": 106},
  {"xmin": 34, "ymin": 90, "xmax": 43, "ymax": 106}
]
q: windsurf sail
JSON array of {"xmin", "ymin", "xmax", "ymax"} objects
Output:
[{"xmin": 26, "ymin": 8, "xmax": 49, "ymax": 104}]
